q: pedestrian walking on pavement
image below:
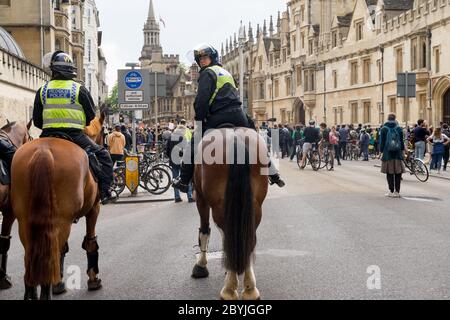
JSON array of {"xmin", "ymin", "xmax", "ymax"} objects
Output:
[{"xmin": 380, "ymin": 113, "xmax": 406, "ymax": 198}]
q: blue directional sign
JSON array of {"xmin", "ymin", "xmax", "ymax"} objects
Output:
[{"xmin": 124, "ymin": 71, "xmax": 143, "ymax": 89}]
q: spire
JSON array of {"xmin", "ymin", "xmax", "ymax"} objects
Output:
[
  {"xmin": 256, "ymin": 23, "xmax": 260, "ymax": 39},
  {"xmin": 269, "ymin": 15, "xmax": 274, "ymax": 37},
  {"xmin": 277, "ymin": 11, "xmax": 281, "ymax": 33},
  {"xmin": 248, "ymin": 22, "xmax": 253, "ymax": 43},
  {"xmin": 221, "ymin": 42, "xmax": 224, "ymax": 56},
  {"xmin": 234, "ymin": 33, "xmax": 237, "ymax": 47},
  {"xmin": 148, "ymin": 0, "xmax": 156, "ymax": 21},
  {"xmin": 263, "ymin": 19, "xmax": 267, "ymax": 37},
  {"xmin": 226, "ymin": 39, "xmax": 229, "ymax": 53},
  {"xmin": 230, "ymin": 36, "xmax": 233, "ymax": 50},
  {"xmin": 286, "ymin": 3, "xmax": 290, "ymax": 20}
]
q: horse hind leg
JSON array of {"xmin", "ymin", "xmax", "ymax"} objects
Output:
[
  {"xmin": 191, "ymin": 192, "xmax": 210, "ymax": 279},
  {"xmin": 242, "ymin": 262, "xmax": 260, "ymax": 300},
  {"xmin": 23, "ymin": 282, "xmax": 38, "ymax": 300},
  {"xmin": 0, "ymin": 212, "xmax": 15, "ymax": 290},
  {"xmin": 83, "ymin": 203, "xmax": 102, "ymax": 291},
  {"xmin": 52, "ymin": 242, "xmax": 69, "ymax": 295},
  {"xmin": 220, "ymin": 270, "xmax": 239, "ymax": 300},
  {"xmin": 39, "ymin": 284, "xmax": 52, "ymax": 300}
]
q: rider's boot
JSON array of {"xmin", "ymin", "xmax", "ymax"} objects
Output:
[
  {"xmin": 0, "ymin": 139, "xmax": 17, "ymax": 174},
  {"xmin": 95, "ymin": 149, "xmax": 117, "ymax": 205},
  {"xmin": 172, "ymin": 163, "xmax": 194, "ymax": 194}
]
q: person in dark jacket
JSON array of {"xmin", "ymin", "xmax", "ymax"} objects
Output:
[
  {"xmin": 121, "ymin": 125, "xmax": 132, "ymax": 152},
  {"xmin": 379, "ymin": 113, "xmax": 406, "ymax": 198},
  {"xmin": 299, "ymin": 120, "xmax": 320, "ymax": 168},
  {"xmin": 33, "ymin": 51, "xmax": 115, "ymax": 204},
  {"xmin": 442, "ymin": 123, "xmax": 450, "ymax": 171},
  {"xmin": 172, "ymin": 44, "xmax": 284, "ymax": 192}
]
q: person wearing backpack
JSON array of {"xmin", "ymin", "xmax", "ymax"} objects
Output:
[{"xmin": 379, "ymin": 113, "xmax": 406, "ymax": 198}]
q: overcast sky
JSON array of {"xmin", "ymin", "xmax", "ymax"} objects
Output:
[{"xmin": 96, "ymin": 0, "xmax": 286, "ymax": 90}]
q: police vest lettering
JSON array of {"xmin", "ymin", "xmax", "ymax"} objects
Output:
[
  {"xmin": 207, "ymin": 66, "xmax": 236, "ymax": 105},
  {"xmin": 40, "ymin": 80, "xmax": 86, "ymax": 130}
]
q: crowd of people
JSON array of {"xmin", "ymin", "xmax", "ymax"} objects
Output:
[{"xmin": 256, "ymin": 116, "xmax": 449, "ymax": 198}]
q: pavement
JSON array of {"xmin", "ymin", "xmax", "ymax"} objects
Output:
[{"xmin": 1, "ymin": 158, "xmax": 450, "ymax": 300}]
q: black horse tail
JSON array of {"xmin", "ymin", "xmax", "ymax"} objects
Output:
[{"xmin": 223, "ymin": 134, "xmax": 255, "ymax": 275}]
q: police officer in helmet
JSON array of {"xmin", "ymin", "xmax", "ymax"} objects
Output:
[
  {"xmin": 33, "ymin": 51, "xmax": 116, "ymax": 204},
  {"xmin": 172, "ymin": 44, "xmax": 284, "ymax": 192}
]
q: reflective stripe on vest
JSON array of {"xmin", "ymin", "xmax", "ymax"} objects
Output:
[
  {"xmin": 207, "ymin": 66, "xmax": 236, "ymax": 106},
  {"xmin": 40, "ymin": 80, "xmax": 86, "ymax": 130}
]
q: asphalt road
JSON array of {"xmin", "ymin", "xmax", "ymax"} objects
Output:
[{"xmin": 1, "ymin": 158, "xmax": 450, "ymax": 300}]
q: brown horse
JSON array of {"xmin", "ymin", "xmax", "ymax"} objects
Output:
[
  {"xmin": 191, "ymin": 128, "xmax": 269, "ymax": 300},
  {"xmin": 11, "ymin": 117, "xmax": 105, "ymax": 300},
  {"xmin": 0, "ymin": 120, "xmax": 32, "ymax": 290}
]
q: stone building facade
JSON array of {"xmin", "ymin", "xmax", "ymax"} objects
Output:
[
  {"xmin": 0, "ymin": 28, "xmax": 50, "ymax": 136},
  {"xmin": 139, "ymin": 0, "xmax": 198, "ymax": 125},
  {"xmin": 0, "ymin": 0, "xmax": 86, "ymax": 82},
  {"xmin": 222, "ymin": 0, "xmax": 450, "ymax": 128}
]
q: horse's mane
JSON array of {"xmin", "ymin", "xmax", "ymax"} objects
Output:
[{"xmin": 1, "ymin": 121, "xmax": 17, "ymax": 131}]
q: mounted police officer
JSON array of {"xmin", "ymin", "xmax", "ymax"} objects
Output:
[
  {"xmin": 33, "ymin": 51, "xmax": 116, "ymax": 205},
  {"xmin": 172, "ymin": 44, "xmax": 284, "ymax": 192}
]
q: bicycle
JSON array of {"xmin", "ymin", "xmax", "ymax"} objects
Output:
[
  {"xmin": 297, "ymin": 142, "xmax": 321, "ymax": 171},
  {"xmin": 319, "ymin": 144, "xmax": 334, "ymax": 171},
  {"xmin": 112, "ymin": 151, "xmax": 172, "ymax": 197},
  {"xmin": 403, "ymin": 149, "xmax": 429, "ymax": 182}
]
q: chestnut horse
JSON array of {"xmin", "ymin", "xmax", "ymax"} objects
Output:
[
  {"xmin": 11, "ymin": 117, "xmax": 105, "ymax": 300},
  {"xmin": 191, "ymin": 128, "xmax": 269, "ymax": 300},
  {"xmin": 0, "ymin": 120, "xmax": 32, "ymax": 290}
]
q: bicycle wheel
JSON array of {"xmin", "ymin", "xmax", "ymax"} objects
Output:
[
  {"xmin": 412, "ymin": 159, "xmax": 429, "ymax": 182},
  {"xmin": 144, "ymin": 167, "xmax": 171, "ymax": 195},
  {"xmin": 319, "ymin": 151, "xmax": 328, "ymax": 170},
  {"xmin": 310, "ymin": 151, "xmax": 321, "ymax": 171},
  {"xmin": 112, "ymin": 167, "xmax": 126, "ymax": 197}
]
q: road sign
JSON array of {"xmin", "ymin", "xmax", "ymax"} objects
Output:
[
  {"xmin": 397, "ymin": 72, "xmax": 416, "ymax": 98},
  {"xmin": 125, "ymin": 156, "xmax": 139, "ymax": 193},
  {"xmin": 125, "ymin": 71, "xmax": 143, "ymax": 89},
  {"xmin": 120, "ymin": 103, "xmax": 149, "ymax": 110},
  {"xmin": 125, "ymin": 91, "xmax": 143, "ymax": 102},
  {"xmin": 118, "ymin": 69, "xmax": 151, "ymax": 110}
]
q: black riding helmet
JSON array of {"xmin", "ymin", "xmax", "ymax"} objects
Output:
[
  {"xmin": 193, "ymin": 44, "xmax": 219, "ymax": 67},
  {"xmin": 50, "ymin": 51, "xmax": 77, "ymax": 79}
]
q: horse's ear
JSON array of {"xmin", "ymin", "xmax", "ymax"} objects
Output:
[
  {"xmin": 6, "ymin": 119, "xmax": 10, "ymax": 124},
  {"xmin": 27, "ymin": 118, "xmax": 33, "ymax": 130}
]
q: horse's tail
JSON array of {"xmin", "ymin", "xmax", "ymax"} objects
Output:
[
  {"xmin": 223, "ymin": 134, "xmax": 255, "ymax": 275},
  {"xmin": 25, "ymin": 149, "xmax": 59, "ymax": 286}
]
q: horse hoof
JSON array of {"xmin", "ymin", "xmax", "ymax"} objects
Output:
[
  {"xmin": 191, "ymin": 265, "xmax": 209, "ymax": 279},
  {"xmin": 0, "ymin": 274, "xmax": 12, "ymax": 290},
  {"xmin": 87, "ymin": 278, "xmax": 102, "ymax": 291},
  {"xmin": 220, "ymin": 289, "xmax": 239, "ymax": 300},
  {"xmin": 52, "ymin": 282, "xmax": 67, "ymax": 295},
  {"xmin": 242, "ymin": 288, "xmax": 261, "ymax": 300}
]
